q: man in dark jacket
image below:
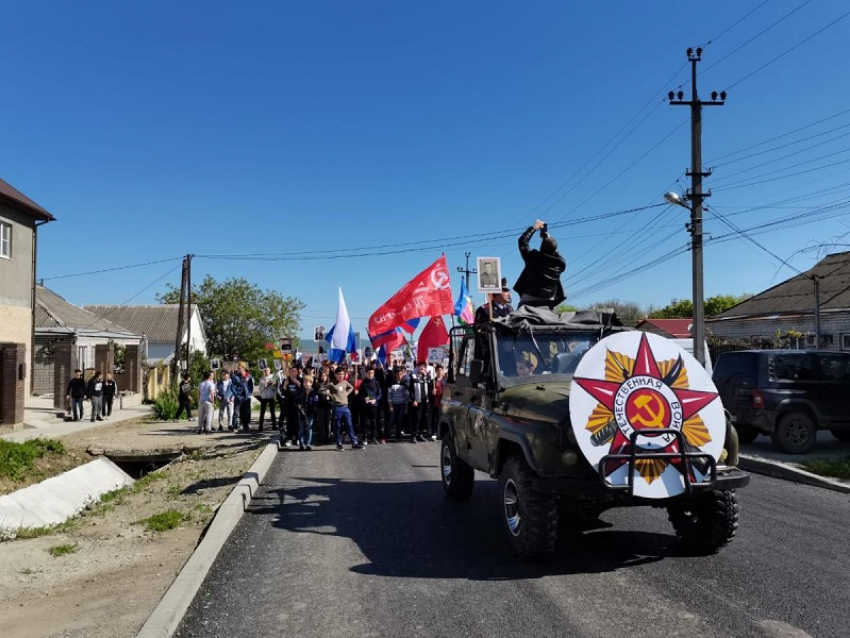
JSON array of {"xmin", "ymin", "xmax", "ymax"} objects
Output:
[
  {"xmin": 102, "ymin": 373, "xmax": 118, "ymax": 418},
  {"xmin": 513, "ymin": 219, "xmax": 566, "ymax": 308},
  {"xmin": 66, "ymin": 369, "xmax": 87, "ymax": 421},
  {"xmin": 86, "ymin": 371, "xmax": 105, "ymax": 422}
]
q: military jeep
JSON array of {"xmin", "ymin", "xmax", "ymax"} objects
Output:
[{"xmin": 438, "ymin": 307, "xmax": 750, "ymax": 561}]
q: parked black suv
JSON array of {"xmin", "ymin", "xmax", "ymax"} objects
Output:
[{"xmin": 712, "ymin": 349, "xmax": 850, "ymax": 453}]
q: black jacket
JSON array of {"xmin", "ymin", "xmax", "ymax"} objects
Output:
[
  {"xmin": 103, "ymin": 380, "xmax": 118, "ymax": 399},
  {"xmin": 66, "ymin": 377, "xmax": 86, "ymax": 399},
  {"xmin": 512, "ymin": 226, "xmax": 566, "ymax": 305},
  {"xmin": 86, "ymin": 377, "xmax": 105, "ymax": 398}
]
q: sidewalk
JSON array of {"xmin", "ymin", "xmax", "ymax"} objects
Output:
[
  {"xmin": 739, "ymin": 430, "xmax": 850, "ymax": 493},
  {"xmin": 1, "ymin": 395, "xmax": 153, "ymax": 443}
]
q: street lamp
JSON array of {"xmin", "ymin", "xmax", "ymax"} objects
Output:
[{"xmin": 664, "ymin": 191, "xmax": 706, "ymax": 367}]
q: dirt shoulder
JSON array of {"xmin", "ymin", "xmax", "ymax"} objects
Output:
[{"xmin": 0, "ymin": 418, "xmax": 272, "ymax": 638}]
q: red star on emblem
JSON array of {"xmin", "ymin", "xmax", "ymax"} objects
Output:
[{"xmin": 574, "ymin": 333, "xmax": 719, "ymax": 482}]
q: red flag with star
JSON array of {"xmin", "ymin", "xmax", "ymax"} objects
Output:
[{"xmin": 416, "ymin": 316, "xmax": 449, "ymax": 363}]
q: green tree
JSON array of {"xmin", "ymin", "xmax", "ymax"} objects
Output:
[
  {"xmin": 590, "ymin": 299, "xmax": 647, "ymax": 326},
  {"xmin": 157, "ymin": 276, "xmax": 305, "ymax": 364},
  {"xmin": 650, "ymin": 294, "xmax": 751, "ymax": 319},
  {"xmin": 553, "ymin": 303, "xmax": 578, "ymax": 314}
]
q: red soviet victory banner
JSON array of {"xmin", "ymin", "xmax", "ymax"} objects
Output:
[
  {"xmin": 368, "ymin": 254, "xmax": 454, "ymax": 336},
  {"xmin": 416, "ymin": 316, "xmax": 450, "ymax": 363}
]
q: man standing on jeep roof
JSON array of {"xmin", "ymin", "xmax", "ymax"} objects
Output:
[{"xmin": 513, "ymin": 219, "xmax": 566, "ymax": 308}]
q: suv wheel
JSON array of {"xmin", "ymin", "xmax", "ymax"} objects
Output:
[
  {"xmin": 771, "ymin": 411, "xmax": 817, "ymax": 454},
  {"xmin": 440, "ymin": 434, "xmax": 474, "ymax": 500},
  {"xmin": 734, "ymin": 423, "xmax": 759, "ymax": 444},
  {"xmin": 667, "ymin": 489, "xmax": 740, "ymax": 553},
  {"xmin": 831, "ymin": 430, "xmax": 850, "ymax": 442},
  {"xmin": 498, "ymin": 455, "xmax": 557, "ymax": 561}
]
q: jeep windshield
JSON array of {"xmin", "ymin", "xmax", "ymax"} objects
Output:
[{"xmin": 494, "ymin": 331, "xmax": 597, "ymax": 387}]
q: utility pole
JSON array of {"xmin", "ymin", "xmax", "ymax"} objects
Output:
[
  {"xmin": 812, "ymin": 275, "xmax": 821, "ymax": 346},
  {"xmin": 185, "ymin": 254, "xmax": 193, "ymax": 372},
  {"xmin": 669, "ymin": 47, "xmax": 725, "ymax": 367},
  {"xmin": 457, "ymin": 252, "xmax": 477, "ymax": 291},
  {"xmin": 172, "ymin": 256, "xmax": 188, "ymax": 385}
]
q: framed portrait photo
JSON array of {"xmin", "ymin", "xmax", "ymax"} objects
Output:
[
  {"xmin": 314, "ymin": 326, "xmax": 325, "ymax": 343},
  {"xmin": 477, "ymin": 256, "xmax": 502, "ymax": 294},
  {"xmin": 257, "ymin": 358, "xmax": 268, "ymax": 372}
]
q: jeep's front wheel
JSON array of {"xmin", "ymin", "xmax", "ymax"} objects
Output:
[
  {"xmin": 440, "ymin": 434, "xmax": 474, "ymax": 501},
  {"xmin": 499, "ymin": 455, "xmax": 557, "ymax": 561},
  {"xmin": 667, "ymin": 489, "xmax": 740, "ymax": 553}
]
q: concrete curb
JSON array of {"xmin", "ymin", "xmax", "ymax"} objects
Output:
[
  {"xmin": 136, "ymin": 436, "xmax": 282, "ymax": 638},
  {"xmin": 739, "ymin": 454, "xmax": 850, "ymax": 495}
]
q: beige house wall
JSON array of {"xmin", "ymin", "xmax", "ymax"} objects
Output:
[{"xmin": 0, "ymin": 303, "xmax": 32, "ymax": 394}]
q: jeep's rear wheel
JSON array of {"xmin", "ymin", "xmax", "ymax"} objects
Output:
[
  {"xmin": 734, "ymin": 423, "xmax": 759, "ymax": 444},
  {"xmin": 831, "ymin": 429, "xmax": 850, "ymax": 442},
  {"xmin": 440, "ymin": 434, "xmax": 474, "ymax": 501},
  {"xmin": 771, "ymin": 411, "xmax": 817, "ymax": 454},
  {"xmin": 667, "ymin": 489, "xmax": 740, "ymax": 553},
  {"xmin": 498, "ymin": 455, "xmax": 557, "ymax": 561}
]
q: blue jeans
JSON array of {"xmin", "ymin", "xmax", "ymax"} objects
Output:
[
  {"xmin": 299, "ymin": 413, "xmax": 314, "ymax": 447},
  {"xmin": 333, "ymin": 405, "xmax": 357, "ymax": 447},
  {"xmin": 71, "ymin": 397, "xmax": 84, "ymax": 420}
]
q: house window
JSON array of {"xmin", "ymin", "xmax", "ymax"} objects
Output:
[
  {"xmin": 842, "ymin": 334, "xmax": 850, "ymax": 351},
  {"xmin": 0, "ymin": 221, "xmax": 10, "ymax": 259}
]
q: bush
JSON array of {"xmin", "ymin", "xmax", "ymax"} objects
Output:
[
  {"xmin": 0, "ymin": 438, "xmax": 66, "ymax": 481},
  {"xmin": 152, "ymin": 388, "xmax": 180, "ymax": 421}
]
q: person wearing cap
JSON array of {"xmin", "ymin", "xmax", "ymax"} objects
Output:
[
  {"xmin": 516, "ymin": 351, "xmax": 538, "ymax": 377},
  {"xmin": 474, "ymin": 277, "xmax": 515, "ymax": 325},
  {"xmin": 513, "ymin": 219, "xmax": 566, "ymax": 308}
]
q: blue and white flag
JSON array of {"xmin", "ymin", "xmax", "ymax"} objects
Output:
[{"xmin": 325, "ymin": 287, "xmax": 357, "ymax": 363}]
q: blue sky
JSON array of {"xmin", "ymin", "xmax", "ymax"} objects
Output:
[{"xmin": 4, "ymin": 1, "xmax": 850, "ymax": 341}]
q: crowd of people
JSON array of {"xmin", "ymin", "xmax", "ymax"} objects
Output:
[
  {"xmin": 64, "ymin": 369, "xmax": 119, "ymax": 422},
  {"xmin": 174, "ymin": 357, "xmax": 446, "ymax": 452}
]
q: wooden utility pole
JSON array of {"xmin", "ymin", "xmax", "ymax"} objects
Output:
[
  {"xmin": 669, "ymin": 48, "xmax": 725, "ymax": 367},
  {"xmin": 171, "ymin": 256, "xmax": 188, "ymax": 385}
]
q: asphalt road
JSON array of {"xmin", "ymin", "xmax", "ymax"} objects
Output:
[{"xmin": 176, "ymin": 441, "xmax": 850, "ymax": 638}]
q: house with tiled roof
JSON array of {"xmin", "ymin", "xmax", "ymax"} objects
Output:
[
  {"xmin": 82, "ymin": 304, "xmax": 207, "ymax": 363},
  {"xmin": 0, "ymin": 177, "xmax": 55, "ymax": 427},
  {"xmin": 706, "ymin": 251, "xmax": 850, "ymax": 351},
  {"xmin": 635, "ymin": 318, "xmax": 693, "ymax": 339},
  {"xmin": 33, "ymin": 286, "xmax": 145, "ymax": 395}
]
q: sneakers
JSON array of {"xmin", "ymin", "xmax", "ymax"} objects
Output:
[
  {"xmin": 352, "ymin": 442, "xmax": 365, "ymax": 450},
  {"xmin": 379, "ymin": 439, "xmax": 387, "ymax": 445},
  {"xmin": 430, "ymin": 435, "xmax": 437, "ymax": 441},
  {"xmin": 299, "ymin": 444, "xmax": 305, "ymax": 451},
  {"xmin": 284, "ymin": 440, "xmax": 292, "ymax": 448},
  {"xmin": 336, "ymin": 445, "xmax": 344, "ymax": 451},
  {"xmin": 305, "ymin": 445, "xmax": 312, "ymax": 451},
  {"xmin": 411, "ymin": 436, "xmax": 418, "ymax": 444}
]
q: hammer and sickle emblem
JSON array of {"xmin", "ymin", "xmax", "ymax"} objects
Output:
[
  {"xmin": 632, "ymin": 394, "xmax": 666, "ymax": 428},
  {"xmin": 431, "ymin": 268, "xmax": 449, "ymax": 289}
]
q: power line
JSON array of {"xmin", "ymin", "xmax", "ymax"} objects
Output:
[
  {"xmin": 710, "ymin": 144, "xmax": 850, "ymax": 187},
  {"xmin": 42, "ymin": 257, "xmax": 183, "ymax": 282},
  {"xmin": 714, "ymin": 156, "xmax": 850, "ymax": 192},
  {"xmin": 706, "ymin": 107, "xmax": 850, "ymax": 164},
  {"xmin": 698, "ymin": 0, "xmax": 773, "ymax": 48},
  {"xmin": 711, "ymin": 123, "xmax": 850, "ymax": 170},
  {"xmin": 700, "ymin": 0, "xmax": 814, "ymax": 76},
  {"xmin": 725, "ymin": 8, "xmax": 850, "ymax": 91}
]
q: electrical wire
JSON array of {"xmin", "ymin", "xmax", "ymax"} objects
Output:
[
  {"xmin": 698, "ymin": 0, "xmax": 773, "ymax": 48},
  {"xmin": 725, "ymin": 8, "xmax": 850, "ymax": 91},
  {"xmin": 707, "ymin": 205, "xmax": 803, "ymax": 274},
  {"xmin": 42, "ymin": 257, "xmax": 183, "ymax": 282}
]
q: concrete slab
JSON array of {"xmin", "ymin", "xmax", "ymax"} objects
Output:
[{"xmin": 0, "ymin": 457, "xmax": 134, "ymax": 538}]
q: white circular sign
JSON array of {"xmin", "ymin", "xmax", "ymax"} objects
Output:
[{"xmin": 569, "ymin": 331, "xmax": 725, "ymax": 499}]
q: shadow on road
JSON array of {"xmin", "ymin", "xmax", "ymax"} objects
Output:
[{"xmin": 246, "ymin": 476, "xmax": 691, "ymax": 580}]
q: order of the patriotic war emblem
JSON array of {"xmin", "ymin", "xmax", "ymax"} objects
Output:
[{"xmin": 569, "ymin": 332, "xmax": 725, "ymax": 499}]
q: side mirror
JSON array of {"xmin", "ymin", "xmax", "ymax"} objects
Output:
[{"xmin": 469, "ymin": 359, "xmax": 484, "ymax": 387}]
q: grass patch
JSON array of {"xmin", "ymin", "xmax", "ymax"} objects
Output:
[
  {"xmin": 799, "ymin": 457, "xmax": 850, "ymax": 480},
  {"xmin": 0, "ymin": 438, "xmax": 66, "ymax": 481},
  {"xmin": 48, "ymin": 543, "xmax": 78, "ymax": 557},
  {"xmin": 136, "ymin": 509, "xmax": 188, "ymax": 532},
  {"xmin": 132, "ymin": 470, "xmax": 167, "ymax": 493}
]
